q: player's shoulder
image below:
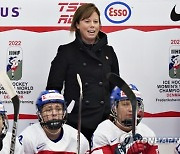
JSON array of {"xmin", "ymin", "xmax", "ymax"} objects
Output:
[
  {"xmin": 20, "ymin": 122, "xmax": 41, "ymax": 135},
  {"xmin": 138, "ymin": 122, "xmax": 153, "ymax": 131},
  {"xmin": 137, "ymin": 122, "xmax": 156, "ymax": 137},
  {"xmin": 93, "ymin": 119, "xmax": 118, "ymax": 140},
  {"xmin": 5, "ymin": 131, "xmax": 12, "ymax": 137},
  {"xmin": 3, "ymin": 131, "xmax": 12, "ymax": 143},
  {"xmin": 63, "ymin": 123, "xmax": 76, "ymax": 131},
  {"xmin": 95, "ymin": 119, "xmax": 114, "ymax": 132},
  {"xmin": 97, "ymin": 119, "xmax": 113, "ymax": 129},
  {"xmin": 63, "ymin": 124, "xmax": 84, "ymax": 137},
  {"xmin": 63, "ymin": 124, "xmax": 88, "ymax": 142},
  {"xmin": 91, "ymin": 120, "xmax": 120, "ymax": 151}
]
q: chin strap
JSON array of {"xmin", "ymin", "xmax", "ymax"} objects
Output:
[
  {"xmin": 41, "ymin": 119, "xmax": 65, "ymax": 130},
  {"xmin": 121, "ymin": 119, "xmax": 133, "ymax": 127},
  {"xmin": 121, "ymin": 118, "xmax": 141, "ymax": 127}
]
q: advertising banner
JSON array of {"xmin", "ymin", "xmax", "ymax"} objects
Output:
[{"xmin": 0, "ymin": 0, "xmax": 179, "ymax": 144}]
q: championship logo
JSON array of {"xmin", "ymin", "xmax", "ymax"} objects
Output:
[
  {"xmin": 169, "ymin": 46, "xmax": 180, "ymax": 79},
  {"xmin": 6, "ymin": 46, "xmax": 23, "ymax": 80}
]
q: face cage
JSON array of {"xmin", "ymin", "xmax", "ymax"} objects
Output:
[
  {"xmin": 110, "ymin": 100, "xmax": 144, "ymax": 128},
  {"xmin": 37, "ymin": 107, "xmax": 67, "ymax": 130},
  {"xmin": 0, "ymin": 114, "xmax": 9, "ymax": 139}
]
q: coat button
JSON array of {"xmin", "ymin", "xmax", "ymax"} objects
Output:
[
  {"xmin": 100, "ymin": 101, "xmax": 104, "ymax": 104},
  {"xmin": 98, "ymin": 63, "xmax": 102, "ymax": 67},
  {"xmin": 98, "ymin": 82, "xmax": 103, "ymax": 86},
  {"xmin": 83, "ymin": 62, "xmax": 87, "ymax": 66},
  {"xmin": 85, "ymin": 100, "xmax": 90, "ymax": 104},
  {"xmin": 84, "ymin": 82, "xmax": 88, "ymax": 87}
]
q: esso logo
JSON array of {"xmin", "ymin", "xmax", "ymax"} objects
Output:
[{"xmin": 105, "ymin": 2, "xmax": 131, "ymax": 24}]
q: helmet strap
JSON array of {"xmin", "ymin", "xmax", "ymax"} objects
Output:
[
  {"xmin": 43, "ymin": 125, "xmax": 61, "ymax": 135},
  {"xmin": 41, "ymin": 119, "xmax": 64, "ymax": 130}
]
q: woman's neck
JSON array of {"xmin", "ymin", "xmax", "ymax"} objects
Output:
[{"xmin": 43, "ymin": 127, "xmax": 61, "ymax": 140}]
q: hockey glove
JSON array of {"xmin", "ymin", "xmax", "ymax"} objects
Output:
[{"xmin": 127, "ymin": 140, "xmax": 146, "ymax": 154}]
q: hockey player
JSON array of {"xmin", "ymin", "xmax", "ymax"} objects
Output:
[
  {"xmin": 0, "ymin": 102, "xmax": 23, "ymax": 153},
  {"xmin": 19, "ymin": 90, "xmax": 89, "ymax": 153},
  {"xmin": 91, "ymin": 84, "xmax": 159, "ymax": 154}
]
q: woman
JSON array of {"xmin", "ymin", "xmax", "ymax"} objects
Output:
[
  {"xmin": 91, "ymin": 85, "xmax": 159, "ymax": 154},
  {"xmin": 19, "ymin": 90, "xmax": 89, "ymax": 153},
  {"xmin": 0, "ymin": 102, "xmax": 23, "ymax": 153},
  {"xmin": 46, "ymin": 3, "xmax": 120, "ymax": 143}
]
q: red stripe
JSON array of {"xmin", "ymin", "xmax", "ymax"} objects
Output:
[
  {"xmin": 6, "ymin": 111, "xmax": 180, "ymax": 120},
  {"xmin": 0, "ymin": 26, "xmax": 180, "ymax": 33},
  {"xmin": 91, "ymin": 143, "xmax": 118, "ymax": 153},
  {"xmin": 0, "ymin": 26, "xmax": 70, "ymax": 33},
  {"xmin": 102, "ymin": 26, "xmax": 180, "ymax": 32},
  {"xmin": 7, "ymin": 114, "xmax": 37, "ymax": 119},
  {"xmin": 38, "ymin": 150, "xmax": 75, "ymax": 154},
  {"xmin": 144, "ymin": 111, "xmax": 180, "ymax": 118}
]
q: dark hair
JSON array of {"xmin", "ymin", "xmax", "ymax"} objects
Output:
[{"xmin": 70, "ymin": 3, "xmax": 101, "ymax": 32}]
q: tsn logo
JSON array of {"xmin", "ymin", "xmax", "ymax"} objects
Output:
[
  {"xmin": 0, "ymin": 6, "xmax": 20, "ymax": 17},
  {"xmin": 58, "ymin": 2, "xmax": 85, "ymax": 24}
]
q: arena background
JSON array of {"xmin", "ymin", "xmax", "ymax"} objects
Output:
[{"xmin": 0, "ymin": 0, "xmax": 180, "ymax": 153}]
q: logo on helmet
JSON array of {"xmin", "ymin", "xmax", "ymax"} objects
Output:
[{"xmin": 41, "ymin": 93, "xmax": 64, "ymax": 102}]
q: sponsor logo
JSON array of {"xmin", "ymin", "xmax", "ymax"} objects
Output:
[
  {"xmin": 6, "ymin": 46, "xmax": 23, "ymax": 80},
  {"xmin": 58, "ymin": 3, "xmax": 85, "ymax": 24},
  {"xmin": 169, "ymin": 46, "xmax": 180, "ymax": 79},
  {"xmin": 110, "ymin": 138, "xmax": 117, "ymax": 143},
  {"xmin": 0, "ymin": 6, "xmax": 20, "ymax": 17},
  {"xmin": 170, "ymin": 5, "xmax": 180, "ymax": 21},
  {"xmin": 37, "ymin": 143, "xmax": 46, "ymax": 150},
  {"xmin": 104, "ymin": 2, "xmax": 131, "ymax": 24}
]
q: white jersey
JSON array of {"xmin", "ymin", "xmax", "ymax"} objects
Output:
[
  {"xmin": 19, "ymin": 123, "xmax": 89, "ymax": 154},
  {"xmin": 91, "ymin": 119, "xmax": 158, "ymax": 154},
  {"xmin": 0, "ymin": 132, "xmax": 23, "ymax": 154}
]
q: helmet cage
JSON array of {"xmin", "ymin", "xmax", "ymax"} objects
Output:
[
  {"xmin": 37, "ymin": 108, "xmax": 67, "ymax": 130},
  {"xmin": 110, "ymin": 99, "xmax": 144, "ymax": 128},
  {"xmin": 110, "ymin": 85, "xmax": 144, "ymax": 128}
]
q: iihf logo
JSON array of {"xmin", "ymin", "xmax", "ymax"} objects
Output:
[
  {"xmin": 6, "ymin": 46, "xmax": 23, "ymax": 80},
  {"xmin": 169, "ymin": 46, "xmax": 180, "ymax": 79}
]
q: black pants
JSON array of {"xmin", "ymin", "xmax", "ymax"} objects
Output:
[{"xmin": 81, "ymin": 127, "xmax": 95, "ymax": 146}]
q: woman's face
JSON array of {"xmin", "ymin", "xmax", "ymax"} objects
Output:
[
  {"xmin": 41, "ymin": 103, "xmax": 64, "ymax": 122},
  {"xmin": 76, "ymin": 11, "xmax": 100, "ymax": 44},
  {"xmin": 115, "ymin": 100, "xmax": 133, "ymax": 132},
  {"xmin": 116, "ymin": 100, "xmax": 132, "ymax": 124}
]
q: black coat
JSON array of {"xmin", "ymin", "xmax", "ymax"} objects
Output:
[{"xmin": 46, "ymin": 31, "xmax": 119, "ymax": 130}]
